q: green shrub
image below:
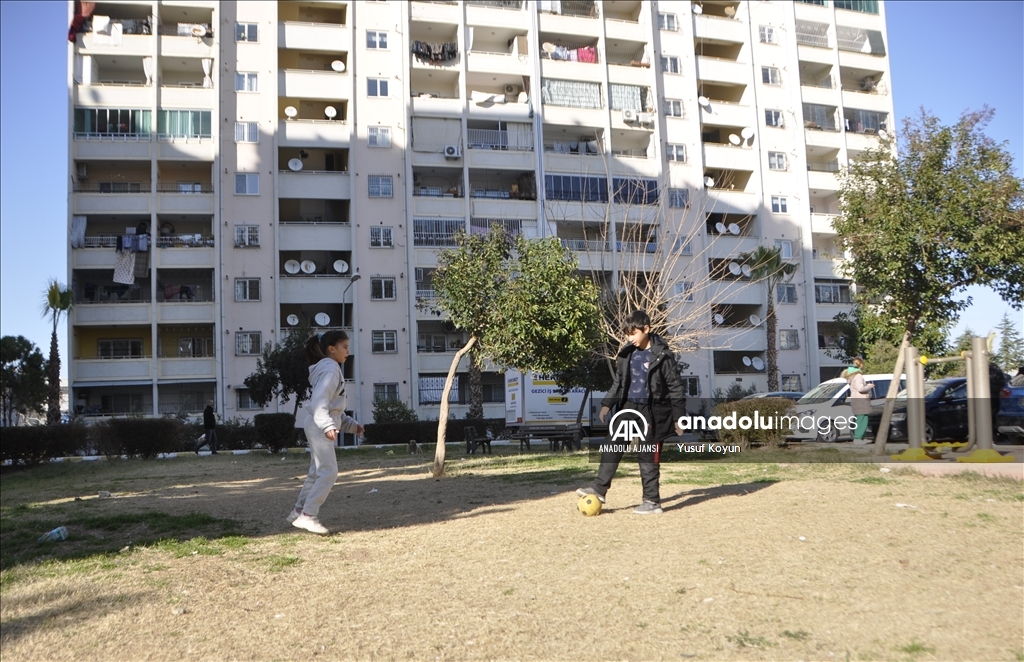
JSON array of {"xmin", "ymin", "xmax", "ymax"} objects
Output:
[
  {"xmin": 253, "ymin": 413, "xmax": 296, "ymax": 453},
  {"xmin": 0, "ymin": 423, "xmax": 89, "ymax": 466},
  {"xmin": 107, "ymin": 418, "xmax": 184, "ymax": 458},
  {"xmin": 182, "ymin": 417, "xmax": 258, "ymax": 451},
  {"xmin": 711, "ymin": 397, "xmax": 795, "ymax": 449},
  {"xmin": 362, "ymin": 418, "xmax": 504, "ymax": 446},
  {"xmin": 372, "ymin": 397, "xmax": 419, "ymax": 423}
]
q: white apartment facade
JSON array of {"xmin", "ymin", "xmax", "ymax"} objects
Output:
[{"xmin": 67, "ymin": 0, "xmax": 893, "ymax": 426}]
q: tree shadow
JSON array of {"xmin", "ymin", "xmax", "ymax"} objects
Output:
[
  {"xmin": 660, "ymin": 480, "xmax": 778, "ymax": 511},
  {"xmin": 0, "ymin": 588, "xmax": 157, "ymax": 647}
]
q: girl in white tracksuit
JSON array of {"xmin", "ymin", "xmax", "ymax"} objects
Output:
[{"xmin": 288, "ymin": 330, "xmax": 363, "ymax": 535}]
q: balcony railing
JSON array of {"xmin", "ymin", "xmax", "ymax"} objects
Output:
[
  {"xmin": 801, "ymin": 77, "xmax": 834, "ymax": 89},
  {"xmin": 539, "ymin": 42, "xmax": 600, "ymax": 63},
  {"xmin": 540, "ymin": 0, "xmax": 598, "ymax": 17},
  {"xmin": 796, "ymin": 33, "xmax": 829, "ymax": 48},
  {"xmin": 466, "ymin": 128, "xmax": 534, "ymax": 151},
  {"xmin": 156, "ymin": 186, "xmax": 214, "ymax": 193},
  {"xmin": 74, "ymin": 132, "xmax": 151, "ymax": 141},
  {"xmin": 416, "ymin": 289, "xmax": 438, "ymax": 299},
  {"xmin": 74, "ymin": 185, "xmax": 151, "ymax": 193},
  {"xmin": 466, "ymin": 0, "xmax": 523, "ymax": 8},
  {"xmin": 82, "ymin": 235, "xmax": 119, "ymax": 248},
  {"xmin": 560, "ymin": 239, "xmax": 657, "ymax": 253},
  {"xmin": 157, "ymin": 235, "xmax": 214, "ymax": 248},
  {"xmin": 807, "ymin": 161, "xmax": 840, "ymax": 173},
  {"xmin": 803, "ymin": 121, "xmax": 839, "ymax": 131}
]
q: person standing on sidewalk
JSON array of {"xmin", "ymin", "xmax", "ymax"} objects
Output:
[
  {"xmin": 846, "ymin": 358, "xmax": 874, "ymax": 443},
  {"xmin": 195, "ymin": 400, "xmax": 219, "ymax": 454},
  {"xmin": 577, "ymin": 310, "xmax": 687, "ymax": 514}
]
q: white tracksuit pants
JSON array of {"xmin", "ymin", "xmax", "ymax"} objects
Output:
[{"xmin": 293, "ymin": 424, "xmax": 338, "ymax": 518}]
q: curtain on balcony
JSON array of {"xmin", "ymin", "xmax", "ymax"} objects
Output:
[
  {"xmin": 412, "ymin": 118, "xmax": 462, "ymax": 153},
  {"xmin": 71, "ymin": 216, "xmax": 87, "ymax": 248},
  {"xmin": 506, "ymin": 122, "xmax": 533, "ymax": 150},
  {"xmin": 541, "ymin": 79, "xmax": 601, "ymax": 109},
  {"xmin": 609, "ymin": 84, "xmax": 646, "ymax": 111},
  {"xmin": 201, "ymin": 58, "xmax": 213, "ymax": 88}
]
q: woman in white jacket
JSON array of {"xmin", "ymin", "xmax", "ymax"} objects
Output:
[
  {"xmin": 288, "ymin": 330, "xmax": 363, "ymax": 535},
  {"xmin": 846, "ymin": 357, "xmax": 875, "ymax": 443}
]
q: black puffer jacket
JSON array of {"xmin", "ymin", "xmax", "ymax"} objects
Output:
[{"xmin": 601, "ymin": 334, "xmax": 687, "ymax": 441}]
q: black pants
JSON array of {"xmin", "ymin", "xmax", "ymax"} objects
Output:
[
  {"xmin": 197, "ymin": 427, "xmax": 218, "ymax": 452},
  {"xmin": 594, "ymin": 401, "xmax": 662, "ymax": 504}
]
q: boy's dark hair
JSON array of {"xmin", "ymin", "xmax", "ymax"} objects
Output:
[
  {"xmin": 305, "ymin": 330, "xmax": 348, "ymax": 366},
  {"xmin": 622, "ymin": 310, "xmax": 651, "ymax": 334}
]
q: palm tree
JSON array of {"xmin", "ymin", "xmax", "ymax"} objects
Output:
[
  {"xmin": 40, "ymin": 279, "xmax": 74, "ymax": 424},
  {"xmin": 739, "ymin": 247, "xmax": 798, "ymax": 391}
]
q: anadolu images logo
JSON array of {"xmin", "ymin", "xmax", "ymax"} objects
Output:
[{"xmin": 609, "ymin": 409, "xmax": 648, "ymax": 443}]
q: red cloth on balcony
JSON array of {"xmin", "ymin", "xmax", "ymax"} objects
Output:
[{"xmin": 68, "ymin": 1, "xmax": 96, "ymax": 42}]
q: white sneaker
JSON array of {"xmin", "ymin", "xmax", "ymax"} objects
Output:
[
  {"xmin": 292, "ymin": 514, "xmax": 328, "ymax": 535},
  {"xmin": 286, "ymin": 509, "xmax": 301, "ymax": 523}
]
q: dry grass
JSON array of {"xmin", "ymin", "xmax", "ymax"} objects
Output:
[{"xmin": 1, "ymin": 447, "xmax": 1022, "ymax": 661}]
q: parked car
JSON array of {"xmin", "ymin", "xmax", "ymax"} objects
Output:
[
  {"xmin": 741, "ymin": 391, "xmax": 805, "ymax": 402},
  {"xmin": 996, "ymin": 384, "xmax": 1024, "ymax": 444},
  {"xmin": 866, "ymin": 378, "xmax": 968, "ymax": 443},
  {"xmin": 786, "ymin": 374, "xmax": 906, "ymax": 443}
]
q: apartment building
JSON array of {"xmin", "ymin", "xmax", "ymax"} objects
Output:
[{"xmin": 67, "ymin": 0, "xmax": 894, "ymax": 425}]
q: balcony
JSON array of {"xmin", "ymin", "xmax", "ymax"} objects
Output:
[
  {"xmin": 538, "ymin": 1, "xmax": 601, "ymax": 37},
  {"xmin": 702, "ymin": 143, "xmax": 755, "ymax": 171},
  {"xmin": 279, "ymin": 21, "xmax": 351, "ymax": 53},
  {"xmin": 467, "ymin": 50, "xmax": 531, "ymax": 77},
  {"xmin": 74, "ymin": 81, "xmax": 151, "ymax": 108},
  {"xmin": 157, "ymin": 135, "xmax": 215, "ymax": 160},
  {"xmin": 154, "ymin": 239, "xmax": 215, "ymax": 268},
  {"xmin": 706, "ymin": 235, "xmax": 759, "ymax": 260},
  {"xmin": 698, "ymin": 102, "xmax": 753, "ymax": 129},
  {"xmin": 804, "ymin": 128, "xmax": 844, "ymax": 150},
  {"xmin": 158, "ymin": 357, "xmax": 216, "ymax": 380},
  {"xmin": 712, "ymin": 326, "xmax": 768, "ymax": 353},
  {"xmin": 73, "ymin": 189, "xmax": 151, "ymax": 214},
  {"xmin": 279, "ymin": 70, "xmax": 349, "ymax": 100},
  {"xmin": 75, "ymin": 302, "xmax": 152, "ymax": 325},
  {"xmin": 278, "ymin": 171, "xmax": 351, "ymax": 199},
  {"xmin": 707, "ymin": 280, "xmax": 762, "ymax": 305},
  {"xmin": 73, "ymin": 132, "xmax": 152, "ymax": 159},
  {"xmin": 806, "ymin": 168, "xmax": 840, "ymax": 193},
  {"xmin": 410, "ymin": 1, "xmax": 460, "ymax": 22},
  {"xmin": 696, "ymin": 56, "xmax": 748, "ymax": 86},
  {"xmin": 159, "ymin": 30, "xmax": 214, "ymax": 59},
  {"xmin": 158, "ymin": 301, "xmax": 215, "ymax": 323},
  {"xmin": 693, "ymin": 14, "xmax": 746, "ymax": 44},
  {"xmin": 279, "ymin": 223, "xmax": 353, "ymax": 252},
  {"xmin": 74, "ymin": 358, "xmax": 152, "ymax": 383},
  {"xmin": 280, "ymin": 276, "xmax": 355, "ymax": 304},
  {"xmin": 813, "ymin": 258, "xmax": 847, "ymax": 279},
  {"xmin": 157, "ymin": 188, "xmax": 215, "ymax": 214},
  {"xmin": 810, "ymin": 213, "xmax": 838, "ymax": 235},
  {"xmin": 279, "ymin": 119, "xmax": 351, "ymax": 148},
  {"xmin": 158, "ymin": 84, "xmax": 215, "ymax": 109}
]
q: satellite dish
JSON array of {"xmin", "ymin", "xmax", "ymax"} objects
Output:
[
  {"xmin": 314, "ymin": 312, "xmax": 331, "ymax": 327},
  {"xmin": 749, "ymin": 314, "xmax": 761, "ymax": 326},
  {"xmin": 191, "ymin": 25, "xmax": 207, "ymax": 37},
  {"xmin": 288, "ymin": 158, "xmax": 303, "ymax": 171},
  {"xmin": 741, "ymin": 264, "xmax": 752, "ymax": 277},
  {"xmin": 324, "ymin": 106, "xmax": 337, "ymax": 119},
  {"xmin": 742, "ymin": 356, "xmax": 753, "ymax": 367},
  {"xmin": 752, "ymin": 357, "xmax": 765, "ymax": 371},
  {"xmin": 285, "ymin": 106, "xmax": 298, "ymax": 119},
  {"xmin": 331, "ymin": 60, "xmax": 345, "ymax": 72},
  {"xmin": 728, "ymin": 134, "xmax": 741, "ymax": 146},
  {"xmin": 286, "ymin": 314, "xmax": 299, "ymax": 326},
  {"xmin": 704, "ymin": 176, "xmax": 715, "ymax": 188},
  {"xmin": 741, "ymin": 127, "xmax": 754, "ymax": 140},
  {"xmin": 300, "ymin": 260, "xmax": 317, "ymax": 274},
  {"xmin": 715, "ymin": 222, "xmax": 727, "ymax": 234},
  {"xmin": 692, "ymin": 4, "xmax": 703, "ymax": 15},
  {"xmin": 727, "ymin": 223, "xmax": 740, "ymax": 235},
  {"xmin": 728, "ymin": 262, "xmax": 741, "ymax": 275},
  {"xmin": 878, "ymin": 129, "xmax": 889, "ymax": 140},
  {"xmin": 333, "ymin": 259, "xmax": 349, "ymax": 274},
  {"xmin": 284, "ymin": 260, "xmax": 300, "ymax": 274},
  {"xmin": 542, "ymin": 42, "xmax": 556, "ymax": 53},
  {"xmin": 713, "ymin": 313, "xmax": 725, "ymax": 325},
  {"xmin": 698, "ymin": 96, "xmax": 711, "ymax": 108},
  {"xmin": 724, "ymin": 5, "xmax": 736, "ymax": 16}
]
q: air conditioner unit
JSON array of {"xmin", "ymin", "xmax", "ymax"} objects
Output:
[
  {"xmin": 443, "ymin": 144, "xmax": 462, "ymax": 159},
  {"xmin": 503, "ymin": 83, "xmax": 520, "ymax": 95},
  {"xmin": 77, "ymin": 163, "xmax": 88, "ymax": 179},
  {"xmin": 621, "ymin": 108, "xmax": 638, "ymax": 123},
  {"xmin": 638, "ymin": 112, "xmax": 653, "ymax": 125}
]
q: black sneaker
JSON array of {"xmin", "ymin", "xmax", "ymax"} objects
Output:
[
  {"xmin": 633, "ymin": 501, "xmax": 663, "ymax": 515},
  {"xmin": 575, "ymin": 487, "xmax": 606, "ymax": 504}
]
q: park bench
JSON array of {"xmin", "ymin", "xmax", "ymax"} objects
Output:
[
  {"xmin": 509, "ymin": 424, "xmax": 583, "ymax": 452},
  {"xmin": 465, "ymin": 426, "xmax": 491, "ymax": 455}
]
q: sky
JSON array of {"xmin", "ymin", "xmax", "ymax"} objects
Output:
[{"xmin": 0, "ymin": 1, "xmax": 1021, "ymax": 379}]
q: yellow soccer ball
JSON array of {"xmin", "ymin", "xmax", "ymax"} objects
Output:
[{"xmin": 577, "ymin": 494, "xmax": 603, "ymax": 517}]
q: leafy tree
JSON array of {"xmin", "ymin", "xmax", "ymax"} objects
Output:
[
  {"xmin": 552, "ymin": 348, "xmax": 615, "ymax": 429},
  {"xmin": 0, "ymin": 336, "xmax": 48, "ymax": 427},
  {"xmin": 738, "ymin": 246, "xmax": 798, "ymax": 391},
  {"xmin": 836, "ymin": 108, "xmax": 1024, "ymax": 449},
  {"xmin": 243, "ymin": 321, "xmax": 315, "ymax": 415},
  {"xmin": 828, "ymin": 305, "xmax": 952, "ymax": 376},
  {"xmin": 372, "ymin": 396, "xmax": 419, "ymax": 424},
  {"xmin": 40, "ymin": 279, "xmax": 74, "ymax": 424},
  {"xmin": 994, "ymin": 313, "xmax": 1024, "ymax": 372},
  {"xmin": 429, "ymin": 227, "xmax": 601, "ymax": 476}
]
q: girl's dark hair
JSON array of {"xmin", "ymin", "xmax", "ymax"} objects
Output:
[
  {"xmin": 622, "ymin": 310, "xmax": 652, "ymax": 334},
  {"xmin": 305, "ymin": 330, "xmax": 348, "ymax": 365}
]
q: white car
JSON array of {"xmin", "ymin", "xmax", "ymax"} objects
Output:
[{"xmin": 786, "ymin": 374, "xmax": 906, "ymax": 443}]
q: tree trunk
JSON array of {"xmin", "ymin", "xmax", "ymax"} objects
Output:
[
  {"xmin": 434, "ymin": 336, "xmax": 477, "ymax": 477},
  {"xmin": 467, "ymin": 347, "xmax": 484, "ymax": 420},
  {"xmin": 765, "ymin": 297, "xmax": 779, "ymax": 391},
  {"xmin": 872, "ymin": 330, "xmax": 911, "ymax": 453},
  {"xmin": 47, "ymin": 329, "xmax": 61, "ymax": 424}
]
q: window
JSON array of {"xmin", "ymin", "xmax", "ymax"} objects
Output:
[
  {"xmin": 235, "ymin": 121, "xmax": 259, "ymax": 143},
  {"xmin": 798, "ymin": 0, "xmax": 828, "ymax": 5},
  {"xmin": 98, "ymin": 338, "xmax": 143, "ymax": 359},
  {"xmin": 370, "ymin": 226, "xmax": 394, "ymax": 248},
  {"xmin": 367, "ymin": 78, "xmax": 389, "ymax": 97},
  {"xmin": 158, "ymin": 110, "xmax": 211, "ymax": 138},
  {"xmin": 177, "ymin": 338, "xmax": 213, "ymax": 358},
  {"xmin": 759, "ymin": 25, "xmax": 777, "ymax": 44},
  {"xmin": 419, "ymin": 375, "xmax": 459, "ymax": 405},
  {"xmin": 664, "ymin": 99, "xmax": 683, "ymax": 118},
  {"xmin": 668, "ymin": 188, "xmax": 690, "ymax": 209},
  {"xmin": 681, "ymin": 377, "xmax": 701, "ymax": 397},
  {"xmin": 774, "ymin": 239, "xmax": 793, "ymax": 259},
  {"xmin": 674, "ymin": 281, "xmax": 694, "ymax": 302},
  {"xmin": 235, "ymin": 173, "xmax": 259, "ymax": 195},
  {"xmin": 237, "ymin": 389, "xmax": 262, "ymax": 410},
  {"xmin": 658, "ymin": 12, "xmax": 678, "ymax": 30},
  {"xmin": 235, "ymin": 23, "xmax": 258, "ymax": 42},
  {"xmin": 368, "ymin": 175, "xmax": 393, "ymax": 198},
  {"xmin": 780, "ymin": 329, "xmax": 800, "ymax": 350},
  {"xmin": 771, "ymin": 196, "xmax": 788, "ymax": 213},
  {"xmin": 660, "ymin": 56, "xmax": 681, "ymax": 74},
  {"xmin": 545, "ymin": 174, "xmax": 608, "ymax": 202},
  {"xmin": 235, "ymin": 278, "xmax": 261, "ymax": 301},
  {"xmin": 781, "ymin": 375, "xmax": 802, "ymax": 391},
  {"xmin": 673, "ymin": 235, "xmax": 692, "ymax": 255},
  {"xmin": 234, "ymin": 224, "xmax": 260, "ymax": 247},
  {"xmin": 815, "ymin": 281, "xmax": 853, "ymax": 304},
  {"xmin": 73, "ymin": 108, "xmax": 151, "ymax": 135},
  {"xmin": 235, "ymin": 72, "xmax": 258, "ymax": 92},
  {"xmin": 834, "ymin": 0, "xmax": 878, "ymax": 13},
  {"xmin": 768, "ymin": 152, "xmax": 788, "ymax": 171},
  {"xmin": 372, "ymin": 330, "xmax": 398, "ymax": 353},
  {"xmin": 99, "ymin": 182, "xmax": 143, "ymax": 193},
  {"xmin": 666, "ymin": 144, "xmax": 687, "ymax": 163},
  {"xmin": 366, "ymin": 30, "xmax": 388, "ymax": 48},
  {"xmin": 613, "ymin": 177, "xmax": 659, "ymax": 205},
  {"xmin": 370, "ymin": 276, "xmax": 397, "ymax": 301},
  {"xmin": 368, "ymin": 126, "xmax": 391, "ymax": 147},
  {"xmin": 765, "ymin": 109, "xmax": 784, "ymax": 127},
  {"xmin": 373, "ymin": 383, "xmax": 399, "ymax": 401},
  {"xmin": 235, "ymin": 332, "xmax": 262, "ymax": 356},
  {"xmin": 778, "ymin": 284, "xmax": 798, "ymax": 304},
  {"xmin": 762, "ymin": 66, "xmax": 782, "ymax": 86}
]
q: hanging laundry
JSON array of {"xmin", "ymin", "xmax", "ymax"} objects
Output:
[{"xmin": 113, "ymin": 250, "xmax": 136, "ymax": 285}]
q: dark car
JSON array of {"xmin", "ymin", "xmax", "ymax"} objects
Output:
[
  {"xmin": 996, "ymin": 384, "xmax": 1024, "ymax": 444},
  {"xmin": 741, "ymin": 391, "xmax": 805, "ymax": 402},
  {"xmin": 866, "ymin": 378, "xmax": 968, "ymax": 443}
]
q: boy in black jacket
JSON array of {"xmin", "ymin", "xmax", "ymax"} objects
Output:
[{"xmin": 577, "ymin": 311, "xmax": 687, "ymax": 514}]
